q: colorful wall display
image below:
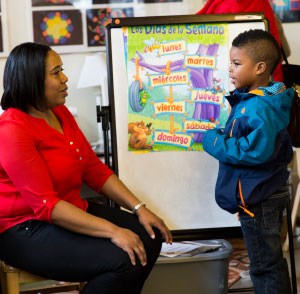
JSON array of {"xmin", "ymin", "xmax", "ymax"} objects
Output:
[
  {"xmin": 126, "ymin": 23, "xmax": 230, "ymax": 151},
  {"xmin": 269, "ymin": 0, "xmax": 300, "ymax": 22},
  {"xmin": 93, "ymin": 0, "xmax": 133, "ymax": 3},
  {"xmin": 31, "ymin": 0, "xmax": 135, "ymax": 52},
  {"xmin": 86, "ymin": 7, "xmax": 133, "ymax": 46},
  {"xmin": 32, "ymin": 0, "xmax": 74, "ymax": 6},
  {"xmin": 0, "ymin": 16, "xmax": 3, "ymax": 53},
  {"xmin": 138, "ymin": 0, "xmax": 182, "ymax": 2},
  {"xmin": 30, "ymin": 0, "xmax": 201, "ymax": 53},
  {"xmin": 0, "ymin": 0, "xmax": 8, "ymax": 57},
  {"xmin": 33, "ymin": 10, "xmax": 83, "ymax": 45}
]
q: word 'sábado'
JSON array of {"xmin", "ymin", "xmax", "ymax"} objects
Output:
[{"xmin": 184, "ymin": 119, "xmax": 216, "ymax": 133}]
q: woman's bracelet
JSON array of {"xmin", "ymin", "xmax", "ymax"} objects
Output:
[{"xmin": 132, "ymin": 201, "xmax": 146, "ymax": 214}]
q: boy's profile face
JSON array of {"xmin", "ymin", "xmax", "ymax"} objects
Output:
[{"xmin": 229, "ymin": 46, "xmax": 259, "ymax": 91}]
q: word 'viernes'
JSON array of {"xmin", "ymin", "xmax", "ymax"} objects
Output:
[
  {"xmin": 185, "ymin": 56, "xmax": 215, "ymax": 69},
  {"xmin": 191, "ymin": 90, "xmax": 223, "ymax": 105},
  {"xmin": 184, "ymin": 120, "xmax": 216, "ymax": 132},
  {"xmin": 130, "ymin": 24, "xmax": 225, "ymax": 35},
  {"xmin": 149, "ymin": 71, "xmax": 189, "ymax": 88},
  {"xmin": 154, "ymin": 131, "xmax": 192, "ymax": 148},
  {"xmin": 159, "ymin": 40, "xmax": 186, "ymax": 56},
  {"xmin": 154, "ymin": 101, "xmax": 186, "ymax": 115}
]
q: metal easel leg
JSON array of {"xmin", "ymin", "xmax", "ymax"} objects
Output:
[
  {"xmin": 286, "ymin": 196, "xmax": 297, "ymax": 294},
  {"xmin": 97, "ymin": 105, "xmax": 116, "ymax": 208}
]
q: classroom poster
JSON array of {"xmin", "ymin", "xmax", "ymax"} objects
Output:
[
  {"xmin": 126, "ymin": 23, "xmax": 230, "ymax": 151},
  {"xmin": 31, "ymin": 0, "xmax": 134, "ymax": 52},
  {"xmin": 32, "ymin": 9, "xmax": 83, "ymax": 45},
  {"xmin": 0, "ymin": 16, "xmax": 3, "ymax": 53},
  {"xmin": 93, "ymin": 0, "xmax": 133, "ymax": 3},
  {"xmin": 31, "ymin": 0, "xmax": 74, "ymax": 6},
  {"xmin": 0, "ymin": 0, "xmax": 8, "ymax": 57},
  {"xmin": 86, "ymin": 8, "xmax": 134, "ymax": 47},
  {"xmin": 138, "ymin": 0, "xmax": 182, "ymax": 2},
  {"xmin": 269, "ymin": 0, "xmax": 300, "ymax": 22}
]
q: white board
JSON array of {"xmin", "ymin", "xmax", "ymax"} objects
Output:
[{"xmin": 107, "ymin": 14, "xmax": 266, "ymax": 231}]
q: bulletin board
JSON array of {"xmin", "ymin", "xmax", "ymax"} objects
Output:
[
  {"xmin": 106, "ymin": 13, "xmax": 267, "ymax": 235},
  {"xmin": 0, "ymin": 0, "xmax": 9, "ymax": 57},
  {"xmin": 28, "ymin": 0, "xmax": 206, "ymax": 53}
]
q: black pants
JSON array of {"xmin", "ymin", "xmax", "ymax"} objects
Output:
[{"xmin": 0, "ymin": 202, "xmax": 162, "ymax": 294}]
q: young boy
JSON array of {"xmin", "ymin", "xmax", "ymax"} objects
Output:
[{"xmin": 202, "ymin": 29, "xmax": 294, "ymax": 294}]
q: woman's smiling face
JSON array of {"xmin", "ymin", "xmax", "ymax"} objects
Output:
[{"xmin": 44, "ymin": 50, "xmax": 68, "ymax": 109}]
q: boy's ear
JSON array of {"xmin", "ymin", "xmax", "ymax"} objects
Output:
[{"xmin": 256, "ymin": 61, "xmax": 267, "ymax": 75}]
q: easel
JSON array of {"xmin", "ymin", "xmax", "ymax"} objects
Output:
[
  {"xmin": 96, "ymin": 104, "xmax": 118, "ymax": 209},
  {"xmin": 97, "ymin": 105, "xmax": 111, "ymax": 169},
  {"xmin": 103, "ymin": 13, "xmax": 298, "ymax": 293},
  {"xmin": 284, "ymin": 149, "xmax": 300, "ymax": 252},
  {"xmin": 96, "ymin": 105, "xmax": 298, "ymax": 294},
  {"xmin": 286, "ymin": 195, "xmax": 298, "ymax": 294},
  {"xmin": 283, "ymin": 148, "xmax": 300, "ymax": 294}
]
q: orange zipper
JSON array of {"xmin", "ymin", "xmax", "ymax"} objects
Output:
[
  {"xmin": 230, "ymin": 119, "xmax": 236, "ymax": 138},
  {"xmin": 238, "ymin": 178, "xmax": 254, "ymax": 218}
]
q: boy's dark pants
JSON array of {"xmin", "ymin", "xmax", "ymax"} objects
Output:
[
  {"xmin": 239, "ymin": 185, "xmax": 292, "ymax": 294},
  {"xmin": 0, "ymin": 202, "xmax": 162, "ymax": 294}
]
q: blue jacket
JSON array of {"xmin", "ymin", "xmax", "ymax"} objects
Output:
[{"xmin": 202, "ymin": 82, "xmax": 294, "ymax": 214}]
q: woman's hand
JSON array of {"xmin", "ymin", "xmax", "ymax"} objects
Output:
[
  {"xmin": 136, "ymin": 206, "xmax": 173, "ymax": 244},
  {"xmin": 52, "ymin": 200, "xmax": 148, "ymax": 266},
  {"xmin": 101, "ymin": 174, "xmax": 173, "ymax": 243},
  {"xmin": 111, "ymin": 227, "xmax": 147, "ymax": 266}
]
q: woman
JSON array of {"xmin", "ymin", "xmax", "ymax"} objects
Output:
[{"xmin": 0, "ymin": 42, "xmax": 172, "ymax": 294}]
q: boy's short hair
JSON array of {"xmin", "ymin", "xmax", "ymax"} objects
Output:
[{"xmin": 232, "ymin": 29, "xmax": 281, "ymax": 75}]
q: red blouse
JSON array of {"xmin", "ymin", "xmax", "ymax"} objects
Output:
[{"xmin": 0, "ymin": 106, "xmax": 114, "ymax": 233}]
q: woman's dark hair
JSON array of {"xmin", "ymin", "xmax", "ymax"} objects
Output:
[{"xmin": 1, "ymin": 42, "xmax": 52, "ymax": 112}]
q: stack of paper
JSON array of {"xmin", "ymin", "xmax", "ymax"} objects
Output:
[{"xmin": 160, "ymin": 241, "xmax": 222, "ymax": 258}]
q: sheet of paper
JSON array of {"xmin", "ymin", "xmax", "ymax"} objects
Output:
[{"xmin": 160, "ymin": 241, "xmax": 222, "ymax": 258}]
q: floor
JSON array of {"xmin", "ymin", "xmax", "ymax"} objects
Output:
[{"xmin": 229, "ymin": 234, "xmax": 300, "ymax": 294}]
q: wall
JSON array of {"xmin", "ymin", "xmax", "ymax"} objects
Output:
[
  {"xmin": 0, "ymin": 0, "xmax": 205, "ymax": 143},
  {"xmin": 282, "ymin": 23, "xmax": 300, "ymax": 64},
  {"xmin": 0, "ymin": 0, "xmax": 103, "ymax": 143},
  {"xmin": 0, "ymin": 0, "xmax": 299, "ymax": 144}
]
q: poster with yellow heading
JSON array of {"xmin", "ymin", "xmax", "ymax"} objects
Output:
[{"xmin": 125, "ymin": 23, "xmax": 229, "ymax": 151}]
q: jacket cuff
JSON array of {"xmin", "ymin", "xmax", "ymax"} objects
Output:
[{"xmin": 202, "ymin": 129, "xmax": 220, "ymax": 152}]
